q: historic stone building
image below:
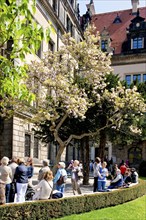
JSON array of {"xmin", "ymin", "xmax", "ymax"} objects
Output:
[
  {"xmin": 90, "ymin": 0, "xmax": 146, "ymax": 166},
  {"xmin": 0, "ymin": 0, "xmax": 83, "ymax": 164},
  {"xmin": 1, "ymin": 0, "xmax": 146, "ymax": 168}
]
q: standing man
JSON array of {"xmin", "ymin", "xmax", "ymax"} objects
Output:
[
  {"xmin": 93, "ymin": 157, "xmax": 101, "ymax": 192},
  {"xmin": 53, "ymin": 162, "xmax": 67, "ymax": 195},
  {"xmin": 38, "ymin": 159, "xmax": 50, "ymax": 182}
]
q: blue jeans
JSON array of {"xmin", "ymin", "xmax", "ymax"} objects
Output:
[
  {"xmin": 98, "ymin": 181, "xmax": 106, "ymax": 191},
  {"xmin": 108, "ymin": 179, "xmax": 123, "ymax": 189},
  {"xmin": 5, "ymin": 183, "xmax": 11, "ymax": 203},
  {"xmin": 56, "ymin": 184, "xmax": 65, "ymax": 194}
]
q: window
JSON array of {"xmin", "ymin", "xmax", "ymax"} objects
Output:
[
  {"xmin": 33, "ymin": 137, "xmax": 39, "ymax": 158},
  {"xmin": 52, "ymin": 0, "xmax": 57, "ymax": 13},
  {"xmin": 66, "ymin": 16, "xmax": 73, "ymax": 36},
  {"xmin": 69, "ymin": 0, "xmax": 74, "ymax": 7},
  {"xmin": 25, "ymin": 134, "xmax": 31, "ymax": 157},
  {"xmin": 125, "ymin": 75, "xmax": 131, "ymax": 86},
  {"xmin": 113, "ymin": 15, "xmax": 122, "ymax": 24},
  {"xmin": 36, "ymin": 42, "xmax": 42, "ymax": 58},
  {"xmin": 133, "ymin": 74, "xmax": 141, "ymax": 83},
  {"xmin": 48, "ymin": 40, "xmax": 54, "ymax": 52},
  {"xmin": 143, "ymin": 74, "xmax": 146, "ymax": 82},
  {"xmin": 101, "ymin": 40, "xmax": 108, "ymax": 51},
  {"xmin": 132, "ymin": 37, "xmax": 143, "ymax": 49}
]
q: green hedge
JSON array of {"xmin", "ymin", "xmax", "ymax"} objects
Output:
[{"xmin": 0, "ymin": 180, "xmax": 145, "ymax": 220}]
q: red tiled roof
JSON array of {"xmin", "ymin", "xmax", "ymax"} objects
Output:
[{"xmin": 92, "ymin": 7, "xmax": 146, "ymax": 54}]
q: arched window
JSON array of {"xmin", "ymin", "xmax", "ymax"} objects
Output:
[{"xmin": 128, "ymin": 147, "xmax": 142, "ymax": 165}]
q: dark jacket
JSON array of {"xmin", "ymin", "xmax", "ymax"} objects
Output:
[
  {"xmin": 14, "ymin": 164, "xmax": 28, "ymax": 183},
  {"xmin": 27, "ymin": 166, "xmax": 34, "ymax": 179}
]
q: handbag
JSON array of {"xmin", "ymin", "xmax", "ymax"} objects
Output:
[
  {"xmin": 47, "ymin": 182, "xmax": 63, "ymax": 199},
  {"xmin": 57, "ymin": 175, "xmax": 67, "ymax": 185},
  {"xmin": 52, "ymin": 190, "xmax": 63, "ymax": 199},
  {"xmin": 78, "ymin": 170, "xmax": 83, "ymax": 178}
]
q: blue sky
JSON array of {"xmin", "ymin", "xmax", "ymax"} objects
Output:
[{"xmin": 78, "ymin": 0, "xmax": 146, "ymax": 15}]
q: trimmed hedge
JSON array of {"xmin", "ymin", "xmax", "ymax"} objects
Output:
[{"xmin": 0, "ymin": 180, "xmax": 145, "ymax": 220}]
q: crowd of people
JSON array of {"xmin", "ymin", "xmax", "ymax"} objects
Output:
[
  {"xmin": 92, "ymin": 157, "xmax": 139, "ymax": 192},
  {"xmin": 0, "ymin": 156, "xmax": 84, "ymax": 205},
  {"xmin": 0, "ymin": 155, "xmax": 139, "ymax": 205}
]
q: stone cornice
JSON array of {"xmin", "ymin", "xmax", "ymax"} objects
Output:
[{"xmin": 111, "ymin": 53, "xmax": 146, "ymax": 66}]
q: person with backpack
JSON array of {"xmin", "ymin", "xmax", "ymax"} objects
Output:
[{"xmin": 53, "ymin": 162, "xmax": 67, "ymax": 194}]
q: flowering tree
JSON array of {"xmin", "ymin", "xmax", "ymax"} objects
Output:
[
  {"xmin": 0, "ymin": 0, "xmax": 50, "ymax": 116},
  {"xmin": 28, "ymin": 26, "xmax": 146, "ymax": 163},
  {"xmin": 28, "ymin": 26, "xmax": 111, "ymax": 162}
]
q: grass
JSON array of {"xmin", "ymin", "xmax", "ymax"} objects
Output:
[
  {"xmin": 139, "ymin": 176, "xmax": 146, "ymax": 180},
  {"xmin": 54, "ymin": 177, "xmax": 146, "ymax": 220},
  {"xmin": 55, "ymin": 195, "xmax": 146, "ymax": 220}
]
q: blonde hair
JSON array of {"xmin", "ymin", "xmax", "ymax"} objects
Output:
[
  {"xmin": 18, "ymin": 158, "xmax": 25, "ymax": 165},
  {"xmin": 102, "ymin": 161, "xmax": 107, "ymax": 167},
  {"xmin": 44, "ymin": 170, "xmax": 53, "ymax": 181},
  {"xmin": 1, "ymin": 156, "xmax": 9, "ymax": 165},
  {"xmin": 73, "ymin": 160, "xmax": 79, "ymax": 166}
]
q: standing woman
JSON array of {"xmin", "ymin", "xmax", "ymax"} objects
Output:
[
  {"xmin": 0, "ymin": 156, "xmax": 12, "ymax": 203},
  {"xmin": 14, "ymin": 158, "xmax": 28, "ymax": 203},
  {"xmin": 26, "ymin": 157, "xmax": 34, "ymax": 186},
  {"xmin": 98, "ymin": 161, "xmax": 108, "ymax": 192},
  {"xmin": 93, "ymin": 157, "xmax": 101, "ymax": 192},
  {"xmin": 71, "ymin": 160, "xmax": 82, "ymax": 195}
]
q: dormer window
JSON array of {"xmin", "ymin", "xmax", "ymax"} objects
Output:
[
  {"xmin": 101, "ymin": 40, "xmax": 108, "ymax": 51},
  {"xmin": 113, "ymin": 14, "xmax": 122, "ymax": 24},
  {"xmin": 132, "ymin": 37, "xmax": 143, "ymax": 49}
]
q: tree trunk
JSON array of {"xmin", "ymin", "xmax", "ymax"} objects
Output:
[
  {"xmin": 82, "ymin": 136, "xmax": 90, "ymax": 185},
  {"xmin": 80, "ymin": 137, "xmax": 89, "ymax": 185},
  {"xmin": 98, "ymin": 129, "xmax": 107, "ymax": 161},
  {"xmin": 52, "ymin": 144, "xmax": 65, "ymax": 173}
]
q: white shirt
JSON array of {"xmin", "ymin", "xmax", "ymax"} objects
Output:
[
  {"xmin": 33, "ymin": 179, "xmax": 53, "ymax": 200},
  {"xmin": 93, "ymin": 162, "xmax": 101, "ymax": 177},
  {"xmin": 0, "ymin": 165, "xmax": 12, "ymax": 184},
  {"xmin": 8, "ymin": 162, "xmax": 18, "ymax": 180}
]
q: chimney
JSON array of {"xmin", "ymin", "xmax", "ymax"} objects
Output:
[
  {"xmin": 131, "ymin": 0, "xmax": 139, "ymax": 15},
  {"xmin": 86, "ymin": 0, "xmax": 95, "ymax": 15}
]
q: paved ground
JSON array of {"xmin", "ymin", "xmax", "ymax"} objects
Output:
[
  {"xmin": 63, "ymin": 177, "xmax": 110, "ymax": 197},
  {"xmin": 32, "ymin": 173, "xmax": 110, "ymax": 197},
  {"xmin": 64, "ymin": 177, "xmax": 94, "ymax": 197}
]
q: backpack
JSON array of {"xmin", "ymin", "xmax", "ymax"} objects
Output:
[{"xmin": 57, "ymin": 175, "xmax": 67, "ymax": 185}]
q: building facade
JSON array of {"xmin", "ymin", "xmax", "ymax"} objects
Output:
[
  {"xmin": 90, "ymin": 0, "xmax": 146, "ymax": 166},
  {"xmin": 0, "ymin": 0, "xmax": 83, "ymax": 164}
]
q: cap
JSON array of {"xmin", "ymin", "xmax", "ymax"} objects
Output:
[{"xmin": 58, "ymin": 162, "xmax": 65, "ymax": 168}]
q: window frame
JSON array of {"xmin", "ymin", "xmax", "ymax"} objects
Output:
[{"xmin": 131, "ymin": 37, "xmax": 143, "ymax": 49}]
